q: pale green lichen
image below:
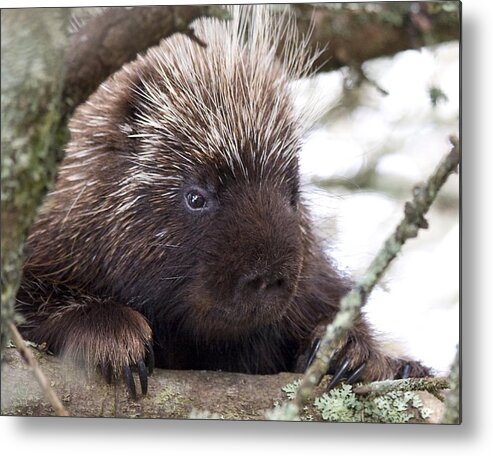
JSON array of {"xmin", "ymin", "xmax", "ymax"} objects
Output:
[
  {"xmin": 275, "ymin": 379, "xmax": 433, "ymax": 423},
  {"xmin": 312, "ymin": 385, "xmax": 433, "ymax": 423},
  {"xmin": 273, "ymin": 379, "xmax": 315, "ymax": 421},
  {"xmin": 314, "ymin": 384, "xmax": 363, "ymax": 422},
  {"xmin": 281, "ymin": 379, "xmax": 302, "ymax": 400},
  {"xmin": 409, "ymin": 392, "xmax": 432, "ymax": 420},
  {"xmin": 366, "ymin": 391, "xmax": 413, "ymax": 423}
]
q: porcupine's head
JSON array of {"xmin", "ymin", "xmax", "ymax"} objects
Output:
[{"xmin": 46, "ymin": 6, "xmax": 315, "ymax": 340}]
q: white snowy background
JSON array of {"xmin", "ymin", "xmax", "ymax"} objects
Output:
[{"xmin": 296, "ymin": 41, "xmax": 459, "ymax": 376}]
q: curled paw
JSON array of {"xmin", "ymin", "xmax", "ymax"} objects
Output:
[
  {"xmin": 57, "ymin": 305, "xmax": 155, "ymax": 399},
  {"xmin": 302, "ymin": 334, "xmax": 431, "ymax": 392}
]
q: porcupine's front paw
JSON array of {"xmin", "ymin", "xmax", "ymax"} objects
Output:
[
  {"xmin": 31, "ymin": 299, "xmax": 155, "ymax": 399},
  {"xmin": 86, "ymin": 307, "xmax": 155, "ymax": 399},
  {"xmin": 298, "ymin": 323, "xmax": 431, "ymax": 391}
]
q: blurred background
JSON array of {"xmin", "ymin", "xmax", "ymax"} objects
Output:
[{"xmin": 296, "ymin": 39, "xmax": 459, "ymax": 375}]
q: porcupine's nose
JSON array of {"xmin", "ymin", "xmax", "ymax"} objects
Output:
[
  {"xmin": 225, "ymin": 185, "xmax": 302, "ymax": 308},
  {"xmin": 237, "ymin": 270, "xmax": 289, "ymax": 300}
]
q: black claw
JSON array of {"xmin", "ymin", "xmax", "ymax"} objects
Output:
[
  {"xmin": 145, "ymin": 342, "xmax": 155, "ymax": 376},
  {"xmin": 346, "ymin": 362, "xmax": 367, "ymax": 384},
  {"xmin": 327, "ymin": 357, "xmax": 351, "ymax": 391},
  {"xmin": 137, "ymin": 359, "xmax": 148, "ymax": 395},
  {"xmin": 400, "ymin": 363, "xmax": 412, "ymax": 379},
  {"xmin": 306, "ymin": 338, "xmax": 321, "ymax": 370},
  {"xmin": 123, "ymin": 364, "xmax": 137, "ymax": 399}
]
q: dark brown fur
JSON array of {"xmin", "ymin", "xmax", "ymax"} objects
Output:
[{"xmin": 16, "ymin": 13, "xmax": 429, "ymax": 385}]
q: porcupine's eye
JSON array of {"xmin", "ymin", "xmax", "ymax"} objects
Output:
[{"xmin": 185, "ymin": 189, "xmax": 208, "ymax": 211}]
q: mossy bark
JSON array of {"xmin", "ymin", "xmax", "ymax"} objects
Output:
[
  {"xmin": 292, "ymin": 2, "xmax": 460, "ymax": 72},
  {"xmin": 1, "ymin": 9, "xmax": 71, "ymax": 351}
]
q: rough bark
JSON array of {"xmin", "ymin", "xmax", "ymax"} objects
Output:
[
  {"xmin": 1, "ymin": 9, "xmax": 70, "ymax": 351},
  {"xmin": 64, "ymin": 3, "xmax": 460, "ymax": 114},
  {"xmin": 1, "ymin": 348, "xmax": 444, "ymax": 422},
  {"xmin": 292, "ymin": 2, "xmax": 460, "ymax": 72},
  {"xmin": 441, "ymin": 347, "xmax": 461, "ymax": 424}
]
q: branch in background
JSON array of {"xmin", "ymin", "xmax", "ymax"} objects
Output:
[
  {"xmin": 63, "ymin": 5, "xmax": 229, "ymax": 116},
  {"xmin": 349, "ymin": 64, "xmax": 390, "ymax": 96},
  {"xmin": 7, "ymin": 324, "xmax": 69, "ymax": 416},
  {"xmin": 353, "ymin": 376, "xmax": 449, "ymax": 400},
  {"xmin": 291, "ymin": 2, "xmax": 460, "ymax": 73},
  {"xmin": 316, "ymin": 164, "xmax": 459, "ymax": 211},
  {"xmin": 64, "ymin": 2, "xmax": 460, "ymax": 117},
  {"xmin": 271, "ymin": 136, "xmax": 460, "ymax": 420},
  {"xmin": 441, "ymin": 347, "xmax": 461, "ymax": 424}
]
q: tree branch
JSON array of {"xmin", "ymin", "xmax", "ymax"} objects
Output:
[
  {"xmin": 63, "ymin": 3, "xmax": 460, "ymax": 116},
  {"xmin": 63, "ymin": 5, "xmax": 229, "ymax": 115},
  {"xmin": 353, "ymin": 376, "xmax": 449, "ymax": 398},
  {"xmin": 292, "ymin": 2, "xmax": 460, "ymax": 73},
  {"xmin": 1, "ymin": 348, "xmax": 445, "ymax": 421},
  {"xmin": 1, "ymin": 8, "xmax": 70, "ymax": 352}
]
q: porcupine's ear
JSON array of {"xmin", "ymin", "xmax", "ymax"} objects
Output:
[
  {"xmin": 110, "ymin": 65, "xmax": 148, "ymax": 137},
  {"xmin": 112, "ymin": 54, "xmax": 172, "ymax": 142},
  {"xmin": 75, "ymin": 57, "xmax": 164, "ymax": 160},
  {"xmin": 67, "ymin": 56, "xmax": 150, "ymax": 157}
]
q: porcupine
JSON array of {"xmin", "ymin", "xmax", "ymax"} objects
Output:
[{"xmin": 16, "ymin": 6, "xmax": 430, "ymax": 398}]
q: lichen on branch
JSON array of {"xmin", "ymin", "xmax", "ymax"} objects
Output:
[{"xmin": 1, "ymin": 8, "xmax": 70, "ymax": 352}]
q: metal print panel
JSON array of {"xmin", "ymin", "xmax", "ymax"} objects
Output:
[{"xmin": 1, "ymin": 2, "xmax": 460, "ymax": 423}]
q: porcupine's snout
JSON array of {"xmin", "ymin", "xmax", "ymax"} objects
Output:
[{"xmin": 187, "ymin": 183, "xmax": 303, "ymax": 338}]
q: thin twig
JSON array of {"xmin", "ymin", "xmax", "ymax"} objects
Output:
[
  {"xmin": 8, "ymin": 323, "xmax": 70, "ymax": 417},
  {"xmin": 352, "ymin": 376, "xmax": 449, "ymax": 397},
  {"xmin": 270, "ymin": 136, "xmax": 460, "ymax": 420}
]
